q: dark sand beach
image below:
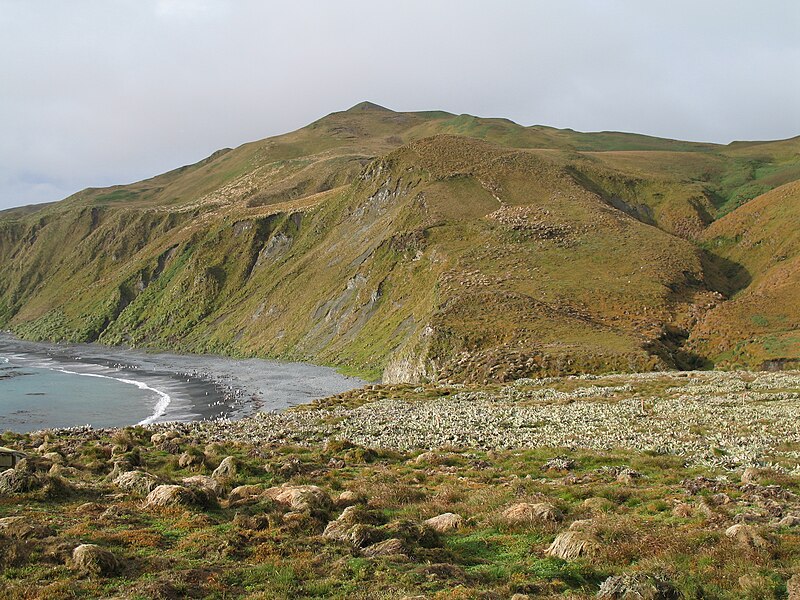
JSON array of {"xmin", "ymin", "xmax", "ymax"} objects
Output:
[{"xmin": 0, "ymin": 333, "xmax": 366, "ymax": 431}]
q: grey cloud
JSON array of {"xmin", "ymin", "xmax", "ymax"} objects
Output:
[{"xmin": 0, "ymin": 0, "xmax": 798, "ymax": 210}]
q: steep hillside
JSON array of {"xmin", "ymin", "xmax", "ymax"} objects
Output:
[
  {"xmin": 1, "ymin": 103, "xmax": 798, "ymax": 381},
  {"xmin": 689, "ymin": 180, "xmax": 800, "ymax": 369}
]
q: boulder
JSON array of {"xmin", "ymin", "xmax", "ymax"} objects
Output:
[
  {"xmin": 71, "ymin": 544, "xmax": 120, "ymax": 576},
  {"xmin": 597, "ymin": 573, "xmax": 679, "ymax": 599},
  {"xmin": 423, "ymin": 513, "xmax": 464, "ymax": 533},
  {"xmin": 113, "ymin": 470, "xmax": 160, "ymax": 495},
  {"xmin": 502, "ymin": 502, "xmax": 563, "ymax": 524}
]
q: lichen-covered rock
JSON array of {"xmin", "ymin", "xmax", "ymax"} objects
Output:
[
  {"xmin": 545, "ymin": 530, "xmax": 599, "ymax": 560},
  {"xmin": 424, "ymin": 513, "xmax": 464, "ymax": 533},
  {"xmin": 725, "ymin": 524, "xmax": 769, "ymax": 549},
  {"xmin": 178, "ymin": 451, "xmax": 205, "ymax": 469},
  {"xmin": 336, "ymin": 490, "xmax": 366, "ymax": 507},
  {"xmin": 0, "ymin": 461, "xmax": 41, "ymax": 494},
  {"xmin": 71, "ymin": 544, "xmax": 120, "ymax": 576},
  {"xmin": 362, "ymin": 537, "xmax": 406, "ymax": 558},
  {"xmin": 502, "ymin": 502, "xmax": 563, "ymax": 524},
  {"xmin": 788, "ymin": 574, "xmax": 800, "ymax": 600},
  {"xmin": 113, "ymin": 470, "xmax": 160, "ymax": 495},
  {"xmin": 182, "ymin": 475, "xmax": 223, "ymax": 498},
  {"xmin": 323, "ymin": 506, "xmax": 384, "ymax": 547},
  {"xmin": 143, "ymin": 484, "xmax": 201, "ymax": 509},
  {"xmin": 228, "ymin": 484, "xmax": 264, "ymax": 506},
  {"xmin": 266, "ymin": 484, "xmax": 333, "ymax": 513},
  {"xmin": 211, "ymin": 456, "xmax": 238, "ymax": 481},
  {"xmin": 597, "ymin": 573, "xmax": 679, "ymax": 599},
  {"xmin": 583, "ymin": 497, "xmax": 615, "ymax": 512}
]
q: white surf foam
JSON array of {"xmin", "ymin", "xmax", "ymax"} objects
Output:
[{"xmin": 53, "ymin": 367, "xmax": 172, "ymax": 425}]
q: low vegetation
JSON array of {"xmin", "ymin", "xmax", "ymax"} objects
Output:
[{"xmin": 2, "ymin": 371, "xmax": 800, "ymax": 598}]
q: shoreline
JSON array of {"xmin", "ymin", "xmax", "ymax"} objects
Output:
[{"xmin": 0, "ymin": 333, "xmax": 367, "ymax": 432}]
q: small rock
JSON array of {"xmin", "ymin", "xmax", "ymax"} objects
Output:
[
  {"xmin": 182, "ymin": 475, "xmax": 223, "ymax": 498},
  {"xmin": 545, "ymin": 530, "xmax": 598, "ymax": 560},
  {"xmin": 228, "ymin": 484, "xmax": 264, "ymax": 506},
  {"xmin": 597, "ymin": 572, "xmax": 679, "ymax": 599},
  {"xmin": 725, "ymin": 524, "xmax": 769, "ymax": 549},
  {"xmin": 143, "ymin": 484, "xmax": 201, "ymax": 509},
  {"xmin": 423, "ymin": 513, "xmax": 464, "ymax": 533},
  {"xmin": 113, "ymin": 470, "xmax": 160, "ymax": 495},
  {"xmin": 211, "ymin": 456, "xmax": 238, "ymax": 480},
  {"xmin": 583, "ymin": 497, "xmax": 614, "ymax": 512},
  {"xmin": 71, "ymin": 544, "xmax": 119, "ymax": 576},
  {"xmin": 266, "ymin": 484, "xmax": 333, "ymax": 513},
  {"xmin": 787, "ymin": 574, "xmax": 800, "ymax": 600},
  {"xmin": 336, "ymin": 490, "xmax": 365, "ymax": 507},
  {"xmin": 502, "ymin": 502, "xmax": 563, "ymax": 524}
]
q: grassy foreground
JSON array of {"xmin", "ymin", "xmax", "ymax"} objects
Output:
[{"xmin": 2, "ymin": 374, "xmax": 800, "ymax": 599}]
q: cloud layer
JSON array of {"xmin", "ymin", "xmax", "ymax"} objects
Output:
[{"xmin": 1, "ymin": 0, "xmax": 798, "ymax": 210}]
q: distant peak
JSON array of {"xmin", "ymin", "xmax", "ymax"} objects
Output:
[{"xmin": 345, "ymin": 101, "xmax": 393, "ymax": 113}]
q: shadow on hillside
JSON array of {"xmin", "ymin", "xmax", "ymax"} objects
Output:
[
  {"xmin": 646, "ymin": 325, "xmax": 715, "ymax": 371},
  {"xmin": 700, "ymin": 250, "xmax": 752, "ymax": 297}
]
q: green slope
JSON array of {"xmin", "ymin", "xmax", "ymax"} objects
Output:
[{"xmin": 1, "ymin": 103, "xmax": 799, "ymax": 380}]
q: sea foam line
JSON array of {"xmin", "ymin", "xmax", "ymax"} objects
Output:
[{"xmin": 53, "ymin": 367, "xmax": 172, "ymax": 425}]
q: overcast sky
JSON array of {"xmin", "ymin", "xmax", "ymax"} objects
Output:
[{"xmin": 1, "ymin": 0, "xmax": 799, "ymax": 210}]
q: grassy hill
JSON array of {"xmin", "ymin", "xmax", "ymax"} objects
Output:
[{"xmin": 1, "ymin": 103, "xmax": 798, "ymax": 380}]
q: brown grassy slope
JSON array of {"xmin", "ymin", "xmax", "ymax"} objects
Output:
[
  {"xmin": 1, "ymin": 104, "xmax": 799, "ymax": 379},
  {"xmin": 689, "ymin": 180, "xmax": 800, "ymax": 367}
]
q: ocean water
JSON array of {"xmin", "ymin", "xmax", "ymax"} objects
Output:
[{"xmin": 0, "ymin": 351, "xmax": 225, "ymax": 433}]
